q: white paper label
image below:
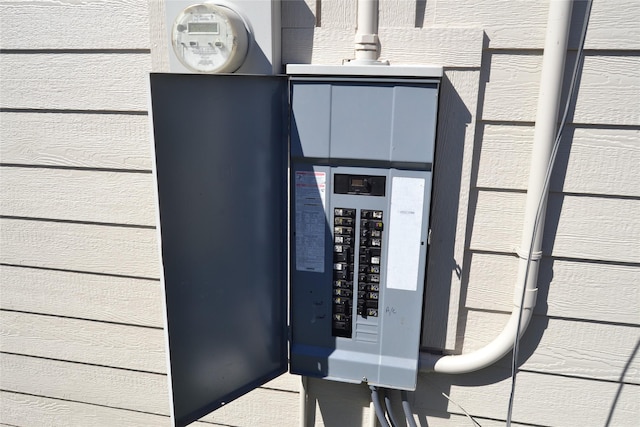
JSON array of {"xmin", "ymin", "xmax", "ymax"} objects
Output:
[
  {"xmin": 386, "ymin": 177, "xmax": 425, "ymax": 291},
  {"xmin": 295, "ymin": 171, "xmax": 326, "ymax": 273}
]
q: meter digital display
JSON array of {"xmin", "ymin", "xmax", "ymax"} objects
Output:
[
  {"xmin": 188, "ymin": 22, "xmax": 219, "ymax": 34},
  {"xmin": 171, "ymin": 3, "xmax": 250, "ymax": 73}
]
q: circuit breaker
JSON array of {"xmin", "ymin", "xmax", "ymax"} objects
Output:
[{"xmin": 150, "ymin": 64, "xmax": 441, "ymax": 426}]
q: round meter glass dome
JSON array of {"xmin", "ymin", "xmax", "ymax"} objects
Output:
[{"xmin": 171, "ymin": 3, "xmax": 249, "ymax": 73}]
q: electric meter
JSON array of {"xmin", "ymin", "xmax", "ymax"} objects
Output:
[{"xmin": 171, "ymin": 3, "xmax": 250, "ymax": 73}]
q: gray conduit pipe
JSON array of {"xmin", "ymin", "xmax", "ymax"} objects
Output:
[
  {"xmin": 370, "ymin": 386, "xmax": 392, "ymax": 427},
  {"xmin": 419, "ymin": 0, "xmax": 574, "ymax": 374}
]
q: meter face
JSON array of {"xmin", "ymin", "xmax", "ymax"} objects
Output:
[{"xmin": 171, "ymin": 4, "xmax": 249, "ymax": 73}]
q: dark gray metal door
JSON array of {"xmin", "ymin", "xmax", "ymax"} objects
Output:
[{"xmin": 150, "ymin": 73, "xmax": 288, "ymax": 427}]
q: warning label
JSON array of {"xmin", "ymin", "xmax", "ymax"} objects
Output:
[{"xmin": 294, "ymin": 171, "xmax": 326, "ymax": 273}]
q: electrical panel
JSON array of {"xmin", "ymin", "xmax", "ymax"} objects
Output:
[
  {"xmin": 150, "ymin": 65, "xmax": 440, "ymax": 426},
  {"xmin": 288, "ymin": 66, "xmax": 438, "ymax": 390}
]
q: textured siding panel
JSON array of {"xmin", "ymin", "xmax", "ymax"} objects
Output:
[
  {"xmin": 379, "ymin": 0, "xmax": 417, "ymax": 27},
  {"xmin": 308, "ymin": 374, "xmax": 640, "ymax": 427},
  {"xmin": 0, "ymin": 354, "xmax": 299, "ymax": 426},
  {"xmin": 281, "ymin": 0, "xmax": 640, "ymax": 50},
  {"xmin": 464, "ymin": 254, "xmax": 640, "ymax": 325},
  {"xmin": 483, "ymin": 54, "xmax": 640, "ymax": 125},
  {"xmin": 0, "ymin": 353, "xmax": 168, "ymax": 415},
  {"xmin": 282, "ymin": 27, "xmax": 483, "ymax": 67},
  {"xmin": 0, "ymin": 311, "xmax": 166, "ymax": 374},
  {"xmin": 0, "ymin": 54, "xmax": 151, "ymax": 111},
  {"xmin": 1, "ymin": 167, "xmax": 156, "ymax": 226},
  {"xmin": 317, "ymin": 0, "xmax": 356, "ymax": 28},
  {"xmin": 471, "ymin": 191, "xmax": 640, "ymax": 263},
  {"xmin": 477, "ymin": 125, "xmax": 640, "ymax": 197},
  {"xmin": 199, "ymin": 386, "xmax": 299, "ymax": 426},
  {"xmin": 0, "ymin": 112, "xmax": 151, "ymax": 170},
  {"xmin": 0, "ymin": 391, "xmax": 294, "ymax": 427},
  {"xmin": 0, "ymin": 265, "xmax": 163, "ymax": 328},
  {"xmin": 0, "ymin": 391, "xmax": 177, "ymax": 427},
  {"xmin": 413, "ymin": 370, "xmax": 640, "ymax": 426},
  {"xmin": 0, "ymin": 1, "xmax": 150, "ymax": 49},
  {"xmin": 423, "ymin": 69, "xmax": 482, "ymax": 351},
  {"xmin": 0, "ymin": 218, "xmax": 159, "ymax": 278},
  {"xmin": 462, "ymin": 310, "xmax": 640, "ymax": 383},
  {"xmin": 282, "ymin": 0, "xmax": 317, "ymax": 28},
  {"xmin": 421, "ymin": 0, "xmax": 640, "ymax": 49}
]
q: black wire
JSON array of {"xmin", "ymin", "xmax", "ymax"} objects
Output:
[{"xmin": 505, "ymin": 1, "xmax": 593, "ymax": 425}]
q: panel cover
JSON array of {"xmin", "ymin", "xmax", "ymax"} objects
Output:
[{"xmin": 150, "ymin": 73, "xmax": 288, "ymax": 426}]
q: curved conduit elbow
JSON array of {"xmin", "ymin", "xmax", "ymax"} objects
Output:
[{"xmin": 419, "ymin": 0, "xmax": 575, "ymax": 374}]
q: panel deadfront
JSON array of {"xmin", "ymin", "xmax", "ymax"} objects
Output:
[
  {"xmin": 150, "ymin": 73, "xmax": 288, "ymax": 427},
  {"xmin": 289, "ymin": 75, "xmax": 439, "ymax": 390}
]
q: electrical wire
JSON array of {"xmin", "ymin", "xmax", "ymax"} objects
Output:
[
  {"xmin": 442, "ymin": 393, "xmax": 482, "ymax": 427},
  {"xmin": 505, "ymin": 1, "xmax": 593, "ymax": 425},
  {"xmin": 400, "ymin": 390, "xmax": 418, "ymax": 427},
  {"xmin": 382, "ymin": 388, "xmax": 401, "ymax": 427},
  {"xmin": 370, "ymin": 386, "xmax": 391, "ymax": 427}
]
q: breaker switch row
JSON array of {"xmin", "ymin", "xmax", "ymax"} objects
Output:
[
  {"xmin": 332, "ymin": 207, "xmax": 356, "ymax": 337},
  {"xmin": 357, "ymin": 210, "xmax": 384, "ymax": 318}
]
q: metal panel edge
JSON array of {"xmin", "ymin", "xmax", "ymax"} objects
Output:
[{"xmin": 150, "ymin": 72, "xmax": 288, "ymax": 426}]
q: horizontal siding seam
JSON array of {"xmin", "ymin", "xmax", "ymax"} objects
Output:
[
  {"xmin": 0, "ymin": 388, "xmax": 296, "ymax": 425},
  {"xmin": 0, "ymin": 163, "xmax": 152, "ymax": 174},
  {"xmin": 0, "ymin": 216, "xmax": 156, "ymax": 230},
  {"xmin": 464, "ymin": 308, "xmax": 640, "ymax": 328},
  {"xmin": 0, "ymin": 108, "xmax": 148, "ymax": 115},
  {"xmin": 0, "ymin": 263, "xmax": 160, "ymax": 282},
  {"xmin": 443, "ymin": 411, "xmax": 548, "ymax": 427},
  {"xmin": 442, "ymin": 66, "xmax": 482, "ymax": 71},
  {"xmin": 516, "ymin": 368, "xmax": 640, "ymax": 386},
  {"xmin": 474, "ymin": 187, "xmax": 640, "ymax": 201},
  {"xmin": 479, "ymin": 120, "xmax": 640, "ymax": 130},
  {"xmin": 542, "ymin": 315, "xmax": 640, "ymax": 329},
  {"xmin": 485, "ymin": 48, "xmax": 640, "ymax": 55},
  {"xmin": 0, "ymin": 389, "xmax": 170, "ymax": 419},
  {"xmin": 466, "ymin": 250, "xmax": 640, "ymax": 268},
  {"xmin": 0, "ymin": 352, "xmax": 166, "ymax": 376},
  {"xmin": 0, "ymin": 49, "xmax": 151, "ymax": 54},
  {"xmin": 0, "ymin": 309, "xmax": 164, "ymax": 331}
]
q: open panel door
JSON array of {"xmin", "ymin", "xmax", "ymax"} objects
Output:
[{"xmin": 150, "ymin": 73, "xmax": 288, "ymax": 427}]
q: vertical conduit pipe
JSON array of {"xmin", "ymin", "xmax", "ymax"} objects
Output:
[
  {"xmin": 353, "ymin": 0, "xmax": 381, "ymax": 64},
  {"xmin": 300, "ymin": 376, "xmax": 308, "ymax": 427},
  {"xmin": 419, "ymin": 0, "xmax": 574, "ymax": 374}
]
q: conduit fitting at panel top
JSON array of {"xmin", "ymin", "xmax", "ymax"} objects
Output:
[{"xmin": 347, "ymin": 0, "xmax": 389, "ymax": 65}]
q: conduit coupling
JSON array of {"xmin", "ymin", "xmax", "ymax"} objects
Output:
[
  {"xmin": 351, "ymin": 0, "xmax": 384, "ymax": 64},
  {"xmin": 419, "ymin": 0, "xmax": 574, "ymax": 374}
]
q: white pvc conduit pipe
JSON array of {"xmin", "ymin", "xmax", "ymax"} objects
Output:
[
  {"xmin": 419, "ymin": 0, "xmax": 574, "ymax": 374},
  {"xmin": 299, "ymin": 376, "xmax": 308, "ymax": 426},
  {"xmin": 353, "ymin": 0, "xmax": 381, "ymax": 63},
  {"xmin": 301, "ymin": 3, "xmax": 573, "ymax": 424}
]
